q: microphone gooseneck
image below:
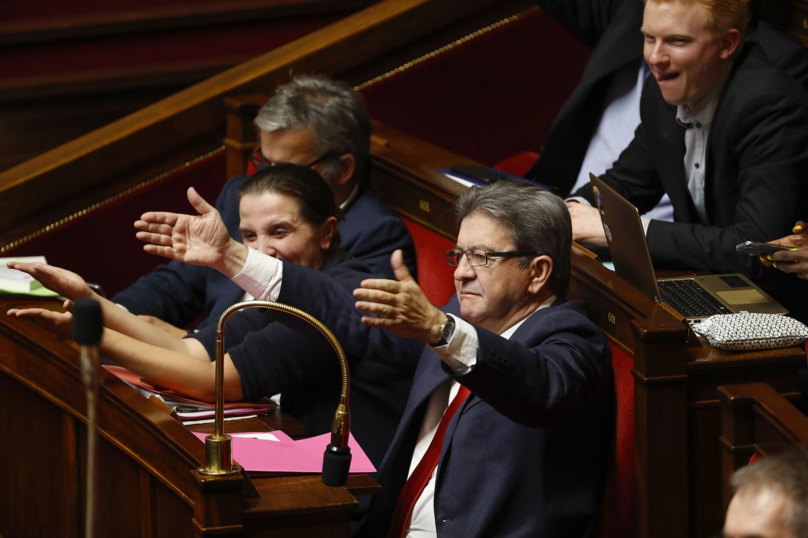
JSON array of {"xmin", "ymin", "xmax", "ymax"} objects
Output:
[
  {"xmin": 73, "ymin": 298, "xmax": 104, "ymax": 538},
  {"xmin": 199, "ymin": 301, "xmax": 351, "ymax": 487}
]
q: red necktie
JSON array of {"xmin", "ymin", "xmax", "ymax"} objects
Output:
[{"xmin": 386, "ymin": 384, "xmax": 471, "ymax": 538}]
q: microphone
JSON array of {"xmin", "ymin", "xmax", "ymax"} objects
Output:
[
  {"xmin": 198, "ymin": 301, "xmax": 351, "ymax": 486},
  {"xmin": 73, "ymin": 298, "xmax": 104, "ymax": 538}
]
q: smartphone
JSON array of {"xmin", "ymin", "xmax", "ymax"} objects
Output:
[{"xmin": 735, "ymin": 241, "xmax": 793, "ymax": 255}]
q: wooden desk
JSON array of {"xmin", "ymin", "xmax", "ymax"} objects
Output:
[
  {"xmin": 0, "ymin": 300, "xmax": 378, "ymax": 538},
  {"xmin": 363, "ymin": 122, "xmax": 806, "ymax": 538}
]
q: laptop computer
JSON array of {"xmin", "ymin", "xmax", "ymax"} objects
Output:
[{"xmin": 588, "ymin": 173, "xmax": 788, "ymax": 321}]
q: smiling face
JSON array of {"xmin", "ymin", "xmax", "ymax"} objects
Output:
[
  {"xmin": 642, "ymin": 0, "xmax": 740, "ymax": 111},
  {"xmin": 238, "ymin": 191, "xmax": 333, "ymax": 271},
  {"xmin": 453, "ymin": 212, "xmax": 547, "ymax": 334}
]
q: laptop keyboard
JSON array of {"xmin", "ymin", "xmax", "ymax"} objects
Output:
[{"xmin": 658, "ymin": 279, "xmax": 731, "ymax": 318}]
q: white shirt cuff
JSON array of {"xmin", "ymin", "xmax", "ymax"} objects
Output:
[
  {"xmin": 431, "ymin": 314, "xmax": 479, "ymax": 374},
  {"xmin": 231, "ymin": 247, "xmax": 284, "ymax": 302}
]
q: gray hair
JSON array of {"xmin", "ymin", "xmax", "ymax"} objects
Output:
[
  {"xmin": 730, "ymin": 450, "xmax": 808, "ymax": 537},
  {"xmin": 254, "ymin": 74, "xmax": 372, "ymax": 184},
  {"xmin": 454, "ymin": 180, "xmax": 572, "ymax": 296}
]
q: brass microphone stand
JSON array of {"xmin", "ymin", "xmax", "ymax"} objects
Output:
[{"xmin": 198, "ymin": 301, "xmax": 352, "ymax": 486}]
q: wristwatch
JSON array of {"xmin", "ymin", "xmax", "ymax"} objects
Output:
[{"xmin": 430, "ymin": 314, "xmax": 456, "ymax": 347}]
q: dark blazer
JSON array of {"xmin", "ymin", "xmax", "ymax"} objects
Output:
[
  {"xmin": 526, "ymin": 0, "xmax": 808, "ymax": 196},
  {"xmin": 275, "ymin": 261, "xmax": 613, "ymax": 538},
  {"xmin": 575, "ymin": 45, "xmax": 808, "ymax": 315},
  {"xmin": 113, "ymin": 175, "xmax": 417, "ymax": 329}
]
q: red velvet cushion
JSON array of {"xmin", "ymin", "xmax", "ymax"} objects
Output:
[
  {"xmin": 493, "ymin": 151, "xmax": 540, "ymax": 177},
  {"xmin": 598, "ymin": 343, "xmax": 636, "ymax": 538},
  {"xmin": 402, "ymin": 218, "xmax": 457, "ymax": 308}
]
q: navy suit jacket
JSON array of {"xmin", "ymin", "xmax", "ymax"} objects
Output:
[
  {"xmin": 527, "ymin": 0, "xmax": 808, "ymax": 196},
  {"xmin": 275, "ymin": 261, "xmax": 613, "ymax": 538},
  {"xmin": 113, "ymin": 175, "xmax": 417, "ymax": 329}
]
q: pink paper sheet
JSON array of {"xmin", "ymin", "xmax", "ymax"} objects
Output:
[{"xmin": 192, "ymin": 430, "xmax": 376, "ymax": 474}]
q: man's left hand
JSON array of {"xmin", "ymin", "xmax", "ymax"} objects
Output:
[
  {"xmin": 354, "ymin": 250, "xmax": 446, "ymax": 343},
  {"xmin": 567, "ymin": 201, "xmax": 608, "ymax": 246}
]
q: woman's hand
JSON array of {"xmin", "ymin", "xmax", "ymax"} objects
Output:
[
  {"xmin": 135, "ymin": 187, "xmax": 248, "ymax": 277},
  {"xmin": 6, "ymin": 262, "xmax": 94, "ymax": 300},
  {"xmin": 7, "ymin": 305, "xmax": 74, "ymax": 338}
]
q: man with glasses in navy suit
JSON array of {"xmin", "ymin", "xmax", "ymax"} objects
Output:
[
  {"xmin": 113, "ymin": 74, "xmax": 417, "ymax": 335},
  {"xmin": 135, "ymin": 179, "xmax": 614, "ymax": 537}
]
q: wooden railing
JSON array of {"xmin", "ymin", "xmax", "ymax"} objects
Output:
[
  {"xmin": 719, "ymin": 383, "xmax": 808, "ymax": 512},
  {"xmin": 0, "ymin": 0, "xmax": 528, "ymax": 249}
]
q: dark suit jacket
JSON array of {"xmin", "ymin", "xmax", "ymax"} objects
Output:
[
  {"xmin": 527, "ymin": 0, "xmax": 808, "ymax": 196},
  {"xmin": 574, "ymin": 45, "xmax": 808, "ymax": 315},
  {"xmin": 113, "ymin": 175, "xmax": 417, "ymax": 329},
  {"xmin": 275, "ymin": 261, "xmax": 613, "ymax": 538}
]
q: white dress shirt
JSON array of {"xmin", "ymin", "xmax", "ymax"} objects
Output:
[
  {"xmin": 574, "ymin": 60, "xmax": 647, "ymax": 192},
  {"xmin": 673, "ymin": 75, "xmax": 727, "ymax": 227},
  {"xmin": 570, "ymin": 60, "xmax": 674, "ymax": 222}
]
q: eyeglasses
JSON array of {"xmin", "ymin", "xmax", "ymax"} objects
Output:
[
  {"xmin": 249, "ymin": 148, "xmax": 342, "ymax": 171},
  {"xmin": 446, "ymin": 249, "xmax": 538, "ymax": 267}
]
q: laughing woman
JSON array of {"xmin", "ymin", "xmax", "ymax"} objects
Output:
[{"xmin": 7, "ymin": 164, "xmax": 413, "ymax": 468}]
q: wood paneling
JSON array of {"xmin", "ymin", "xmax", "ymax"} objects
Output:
[{"xmin": 0, "ymin": 301, "xmax": 374, "ymax": 537}]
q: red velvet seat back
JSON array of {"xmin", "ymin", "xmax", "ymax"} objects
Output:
[
  {"xmin": 598, "ymin": 343, "xmax": 636, "ymax": 538},
  {"xmin": 402, "ymin": 218, "xmax": 456, "ymax": 307}
]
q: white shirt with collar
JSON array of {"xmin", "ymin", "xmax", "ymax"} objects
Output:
[
  {"xmin": 638, "ymin": 72, "xmax": 730, "ymax": 233},
  {"xmin": 673, "ymin": 76, "xmax": 726, "ymax": 227}
]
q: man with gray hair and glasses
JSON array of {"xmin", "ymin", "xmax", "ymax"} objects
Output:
[
  {"xmin": 136, "ymin": 178, "xmax": 613, "ymax": 537},
  {"xmin": 720, "ymin": 450, "xmax": 808, "ymax": 538},
  {"xmin": 114, "ymin": 74, "xmax": 416, "ymax": 335}
]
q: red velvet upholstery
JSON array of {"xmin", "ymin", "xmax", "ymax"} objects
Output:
[
  {"xmin": 5, "ymin": 152, "xmax": 228, "ymax": 298},
  {"xmin": 493, "ymin": 151, "xmax": 540, "ymax": 177},
  {"xmin": 402, "ymin": 218, "xmax": 456, "ymax": 308},
  {"xmin": 598, "ymin": 343, "xmax": 636, "ymax": 538}
]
